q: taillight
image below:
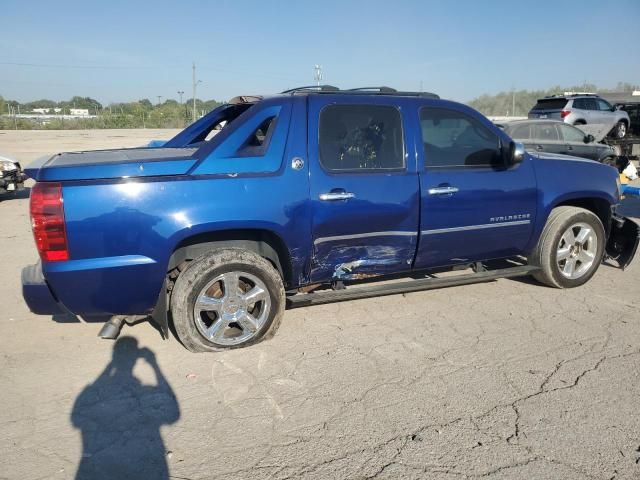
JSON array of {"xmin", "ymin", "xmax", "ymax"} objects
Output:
[
  {"xmin": 560, "ymin": 110, "xmax": 571, "ymax": 118},
  {"xmin": 30, "ymin": 182, "xmax": 69, "ymax": 262}
]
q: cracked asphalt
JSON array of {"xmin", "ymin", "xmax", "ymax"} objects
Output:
[{"xmin": 1, "ymin": 130, "xmax": 639, "ymax": 479}]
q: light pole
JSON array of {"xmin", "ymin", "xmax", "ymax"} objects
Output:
[
  {"xmin": 177, "ymin": 90, "xmax": 184, "ymax": 104},
  {"xmin": 157, "ymin": 95, "xmax": 163, "ymax": 106},
  {"xmin": 192, "ymin": 62, "xmax": 202, "ymax": 122},
  {"xmin": 313, "ymin": 65, "xmax": 323, "ymax": 86}
]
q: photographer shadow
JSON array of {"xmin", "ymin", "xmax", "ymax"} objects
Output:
[{"xmin": 71, "ymin": 337, "xmax": 179, "ymax": 480}]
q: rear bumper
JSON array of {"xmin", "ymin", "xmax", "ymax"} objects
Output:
[{"xmin": 22, "ymin": 262, "xmax": 64, "ymax": 315}]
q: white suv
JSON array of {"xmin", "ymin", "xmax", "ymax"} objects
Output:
[{"xmin": 528, "ymin": 93, "xmax": 630, "ymax": 139}]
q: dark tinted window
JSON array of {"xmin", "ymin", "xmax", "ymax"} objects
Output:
[
  {"xmin": 531, "ymin": 98, "xmax": 568, "ymax": 111},
  {"xmin": 420, "ymin": 108, "xmax": 501, "ymax": 168},
  {"xmin": 573, "ymin": 98, "xmax": 586, "ymax": 109},
  {"xmin": 583, "ymin": 98, "xmax": 598, "ymax": 110},
  {"xmin": 531, "ymin": 123, "xmax": 560, "ymax": 141},
  {"xmin": 510, "ymin": 124, "xmax": 531, "ymax": 139},
  {"xmin": 319, "ymin": 105, "xmax": 404, "ymax": 171}
]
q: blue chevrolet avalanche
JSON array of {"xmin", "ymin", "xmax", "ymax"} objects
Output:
[{"xmin": 22, "ymin": 86, "xmax": 639, "ymax": 352}]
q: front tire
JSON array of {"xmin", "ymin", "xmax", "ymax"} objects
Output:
[
  {"xmin": 530, "ymin": 206, "xmax": 605, "ymax": 288},
  {"xmin": 171, "ymin": 248, "xmax": 285, "ymax": 352}
]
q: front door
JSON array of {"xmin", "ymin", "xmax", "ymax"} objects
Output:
[
  {"xmin": 556, "ymin": 123, "xmax": 595, "ymax": 160},
  {"xmin": 308, "ymin": 96, "xmax": 420, "ymax": 282},
  {"xmin": 414, "ymin": 104, "xmax": 538, "ymax": 268}
]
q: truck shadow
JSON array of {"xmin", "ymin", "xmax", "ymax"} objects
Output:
[{"xmin": 71, "ymin": 337, "xmax": 179, "ymax": 480}]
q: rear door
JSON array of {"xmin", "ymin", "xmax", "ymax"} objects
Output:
[
  {"xmin": 415, "ymin": 104, "xmax": 537, "ymax": 268},
  {"xmin": 583, "ymin": 98, "xmax": 599, "ymax": 123},
  {"xmin": 308, "ymin": 96, "xmax": 420, "ymax": 282},
  {"xmin": 531, "ymin": 122, "xmax": 565, "ymax": 155}
]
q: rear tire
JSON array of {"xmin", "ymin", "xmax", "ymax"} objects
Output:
[
  {"xmin": 530, "ymin": 207, "xmax": 605, "ymax": 288},
  {"xmin": 171, "ymin": 248, "xmax": 285, "ymax": 352}
]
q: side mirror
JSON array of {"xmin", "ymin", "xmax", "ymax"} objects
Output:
[
  {"xmin": 510, "ymin": 141, "xmax": 525, "ymax": 165},
  {"xmin": 584, "ymin": 134, "xmax": 595, "ymax": 144}
]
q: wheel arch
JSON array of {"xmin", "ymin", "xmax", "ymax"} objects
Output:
[
  {"xmin": 552, "ymin": 197, "xmax": 612, "ymax": 235},
  {"xmin": 167, "ymin": 229, "xmax": 293, "ymax": 287}
]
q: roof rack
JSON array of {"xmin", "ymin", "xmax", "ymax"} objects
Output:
[
  {"xmin": 281, "ymin": 85, "xmax": 340, "ymax": 94},
  {"xmin": 546, "ymin": 92, "xmax": 598, "ymax": 98},
  {"xmin": 281, "ymin": 86, "xmax": 439, "ymax": 99},
  {"xmin": 347, "ymin": 86, "xmax": 398, "ymax": 93}
]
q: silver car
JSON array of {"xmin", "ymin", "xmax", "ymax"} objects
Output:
[{"xmin": 528, "ymin": 93, "xmax": 630, "ymax": 139}]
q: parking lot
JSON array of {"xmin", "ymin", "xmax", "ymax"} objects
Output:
[{"xmin": 1, "ymin": 129, "xmax": 639, "ymax": 479}]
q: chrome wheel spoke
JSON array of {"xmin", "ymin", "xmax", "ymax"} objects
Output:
[
  {"xmin": 206, "ymin": 317, "xmax": 229, "ymax": 341},
  {"xmin": 222, "ymin": 272, "xmax": 240, "ymax": 298},
  {"xmin": 563, "ymin": 257, "xmax": 577, "ymax": 276},
  {"xmin": 242, "ymin": 286, "xmax": 267, "ymax": 305},
  {"xmin": 557, "ymin": 246, "xmax": 571, "ymax": 261},
  {"xmin": 561, "ymin": 229, "xmax": 576, "ymax": 245},
  {"xmin": 196, "ymin": 295, "xmax": 223, "ymax": 312},
  {"xmin": 575, "ymin": 227, "xmax": 591, "ymax": 245},
  {"xmin": 578, "ymin": 249, "xmax": 595, "ymax": 264},
  {"xmin": 237, "ymin": 312, "xmax": 258, "ymax": 333}
]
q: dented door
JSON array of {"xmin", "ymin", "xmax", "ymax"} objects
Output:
[{"xmin": 308, "ymin": 96, "xmax": 420, "ymax": 283}]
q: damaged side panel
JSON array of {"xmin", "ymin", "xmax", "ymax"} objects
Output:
[
  {"xmin": 311, "ymin": 241, "xmax": 417, "ymax": 281},
  {"xmin": 606, "ymin": 215, "xmax": 639, "ymax": 270}
]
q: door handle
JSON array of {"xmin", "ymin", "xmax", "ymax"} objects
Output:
[
  {"xmin": 567, "ymin": 145, "xmax": 573, "ymax": 150},
  {"xmin": 319, "ymin": 191, "xmax": 355, "ymax": 201},
  {"xmin": 428, "ymin": 186, "xmax": 459, "ymax": 196},
  {"xmin": 536, "ymin": 145, "xmax": 543, "ymax": 151}
]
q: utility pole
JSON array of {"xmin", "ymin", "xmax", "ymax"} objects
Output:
[
  {"xmin": 192, "ymin": 62, "xmax": 198, "ymax": 122},
  {"xmin": 512, "ymin": 89, "xmax": 516, "ymax": 117},
  {"xmin": 313, "ymin": 65, "xmax": 323, "ymax": 86},
  {"xmin": 177, "ymin": 90, "xmax": 184, "ymax": 104},
  {"xmin": 157, "ymin": 95, "xmax": 163, "ymax": 105}
]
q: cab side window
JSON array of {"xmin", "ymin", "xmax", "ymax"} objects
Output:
[
  {"xmin": 319, "ymin": 104, "xmax": 405, "ymax": 171},
  {"xmin": 420, "ymin": 108, "xmax": 501, "ymax": 168}
]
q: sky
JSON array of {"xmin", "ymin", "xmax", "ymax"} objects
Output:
[{"xmin": 2, "ymin": 0, "xmax": 639, "ymax": 104}]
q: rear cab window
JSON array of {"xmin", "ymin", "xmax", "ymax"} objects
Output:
[{"xmin": 318, "ymin": 104, "xmax": 405, "ymax": 172}]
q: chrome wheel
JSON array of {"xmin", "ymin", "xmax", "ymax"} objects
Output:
[
  {"xmin": 193, "ymin": 271, "xmax": 271, "ymax": 346},
  {"xmin": 616, "ymin": 122, "xmax": 626, "ymax": 139},
  {"xmin": 556, "ymin": 222, "xmax": 598, "ymax": 280}
]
